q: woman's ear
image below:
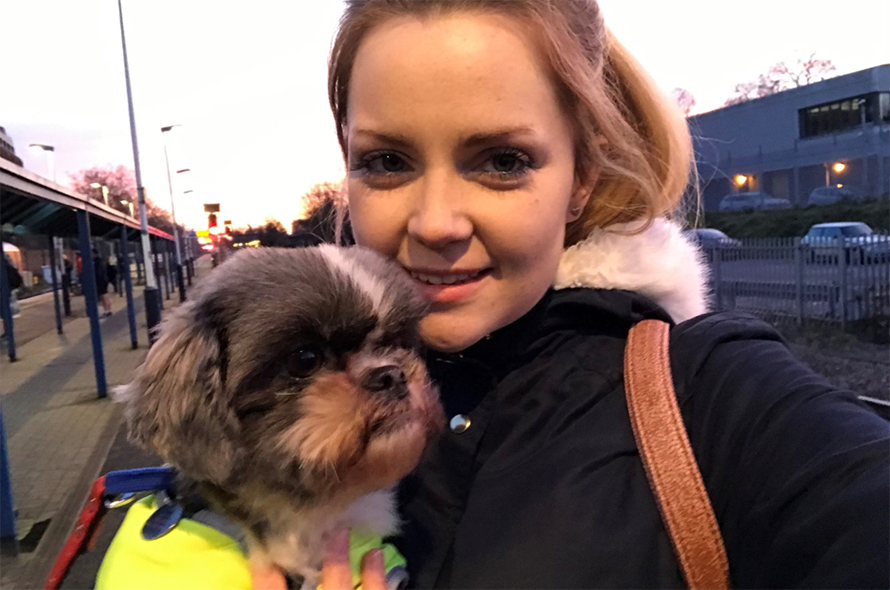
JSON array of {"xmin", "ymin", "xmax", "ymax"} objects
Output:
[
  {"xmin": 567, "ymin": 175, "xmax": 596, "ymax": 223},
  {"xmin": 567, "ymin": 138, "xmax": 607, "ymax": 223}
]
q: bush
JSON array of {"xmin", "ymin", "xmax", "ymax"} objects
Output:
[{"xmin": 693, "ymin": 198, "xmax": 890, "ymax": 239}]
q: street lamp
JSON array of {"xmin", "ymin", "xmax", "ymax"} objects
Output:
[
  {"xmin": 161, "ymin": 124, "xmax": 186, "ymax": 303},
  {"xmin": 89, "ymin": 183, "xmax": 110, "ymax": 206},
  {"xmin": 120, "ymin": 199, "xmax": 135, "ymax": 217},
  {"xmin": 825, "ymin": 162, "xmax": 846, "ymax": 186},
  {"xmin": 28, "ymin": 144, "xmax": 55, "ymax": 182},
  {"xmin": 117, "ymin": 0, "xmax": 160, "ymax": 344}
]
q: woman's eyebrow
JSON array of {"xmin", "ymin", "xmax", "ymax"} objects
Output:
[
  {"xmin": 351, "ymin": 129, "xmax": 414, "ymax": 149},
  {"xmin": 460, "ymin": 126, "xmax": 538, "ymax": 148}
]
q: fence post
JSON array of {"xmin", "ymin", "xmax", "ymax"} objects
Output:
[
  {"xmin": 713, "ymin": 245, "xmax": 723, "ymax": 310},
  {"xmin": 837, "ymin": 237, "xmax": 847, "ymax": 330},
  {"xmin": 795, "ymin": 240, "xmax": 805, "ymax": 325}
]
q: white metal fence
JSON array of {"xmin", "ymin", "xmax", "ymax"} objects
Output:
[{"xmin": 701, "ymin": 235, "xmax": 890, "ymax": 327}]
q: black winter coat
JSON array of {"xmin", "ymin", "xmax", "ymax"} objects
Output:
[{"xmin": 394, "ymin": 288, "xmax": 889, "ymax": 589}]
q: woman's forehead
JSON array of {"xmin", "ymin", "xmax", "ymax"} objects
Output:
[{"xmin": 346, "ymin": 12, "xmax": 564, "ymax": 140}]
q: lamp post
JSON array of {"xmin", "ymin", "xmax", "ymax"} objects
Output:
[
  {"xmin": 89, "ymin": 183, "xmax": 110, "ymax": 206},
  {"xmin": 120, "ymin": 199, "xmax": 135, "ymax": 217},
  {"xmin": 117, "ymin": 0, "xmax": 160, "ymax": 343},
  {"xmin": 28, "ymin": 144, "xmax": 55, "ymax": 182},
  {"xmin": 160, "ymin": 125, "xmax": 187, "ymax": 302},
  {"xmin": 825, "ymin": 162, "xmax": 846, "ymax": 187}
]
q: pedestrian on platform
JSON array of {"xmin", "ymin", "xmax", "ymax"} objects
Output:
[
  {"xmin": 92, "ymin": 248, "xmax": 112, "ymax": 318},
  {"xmin": 106, "ymin": 257, "xmax": 119, "ymax": 295},
  {"xmin": 2, "ymin": 253, "xmax": 23, "ymax": 337},
  {"xmin": 98, "ymin": 1, "xmax": 890, "ymax": 589}
]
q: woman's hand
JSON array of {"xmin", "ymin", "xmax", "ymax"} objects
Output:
[
  {"xmin": 250, "ymin": 529, "xmax": 386, "ymax": 590},
  {"xmin": 250, "ymin": 561, "xmax": 288, "ymax": 590},
  {"xmin": 322, "ymin": 529, "xmax": 386, "ymax": 590}
]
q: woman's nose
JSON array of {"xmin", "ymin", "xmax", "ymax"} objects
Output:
[{"xmin": 406, "ymin": 171, "xmax": 473, "ymax": 250}]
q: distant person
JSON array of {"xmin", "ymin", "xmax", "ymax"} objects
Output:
[
  {"xmin": 107, "ymin": 258, "xmax": 119, "ymax": 295},
  {"xmin": 62, "ymin": 255, "xmax": 73, "ymax": 287},
  {"xmin": 92, "ymin": 248, "xmax": 112, "ymax": 318},
  {"xmin": 60, "ymin": 254, "xmax": 73, "ymax": 316},
  {"xmin": 2, "ymin": 253, "xmax": 22, "ymax": 337},
  {"xmin": 117, "ymin": 257, "xmax": 126, "ymax": 295}
]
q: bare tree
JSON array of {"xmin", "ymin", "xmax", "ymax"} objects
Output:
[
  {"xmin": 69, "ymin": 165, "xmax": 136, "ymax": 214},
  {"xmin": 672, "ymin": 88, "xmax": 697, "ymax": 117},
  {"xmin": 291, "ymin": 181, "xmax": 351, "ymax": 245},
  {"xmin": 724, "ymin": 54, "xmax": 837, "ymax": 106},
  {"xmin": 299, "ymin": 181, "xmax": 344, "ymax": 220},
  {"xmin": 69, "ymin": 164, "xmax": 177, "ymax": 232},
  {"xmin": 771, "ymin": 54, "xmax": 837, "ymax": 87}
]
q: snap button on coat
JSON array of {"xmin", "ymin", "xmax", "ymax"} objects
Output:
[{"xmin": 449, "ymin": 415, "xmax": 471, "ymax": 433}]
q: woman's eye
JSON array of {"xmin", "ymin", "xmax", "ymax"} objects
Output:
[
  {"xmin": 352, "ymin": 152, "xmax": 410, "ymax": 176},
  {"xmin": 287, "ymin": 348, "xmax": 322, "ymax": 378},
  {"xmin": 479, "ymin": 149, "xmax": 533, "ymax": 178}
]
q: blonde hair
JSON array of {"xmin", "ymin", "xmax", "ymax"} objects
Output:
[{"xmin": 329, "ymin": 0, "xmax": 693, "ymax": 245}]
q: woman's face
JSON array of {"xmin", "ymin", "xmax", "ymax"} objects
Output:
[{"xmin": 346, "ymin": 12, "xmax": 586, "ymax": 352}]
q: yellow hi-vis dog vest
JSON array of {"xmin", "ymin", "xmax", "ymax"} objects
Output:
[{"xmin": 96, "ymin": 495, "xmax": 408, "ymax": 590}]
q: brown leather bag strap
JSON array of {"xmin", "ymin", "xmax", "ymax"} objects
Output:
[{"xmin": 625, "ymin": 319, "xmax": 730, "ymax": 590}]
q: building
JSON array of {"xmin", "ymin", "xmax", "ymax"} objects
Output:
[
  {"xmin": 0, "ymin": 126, "xmax": 23, "ymax": 167},
  {"xmin": 689, "ymin": 64, "xmax": 890, "ymax": 210}
]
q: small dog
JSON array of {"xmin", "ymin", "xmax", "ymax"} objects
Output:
[{"xmin": 115, "ymin": 245, "xmax": 443, "ymax": 585}]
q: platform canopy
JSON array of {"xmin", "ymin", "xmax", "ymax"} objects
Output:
[{"xmin": 0, "ymin": 158, "xmax": 172, "ymax": 241}]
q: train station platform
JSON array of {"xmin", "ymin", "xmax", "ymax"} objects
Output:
[{"xmin": 0, "ymin": 256, "xmax": 212, "ymax": 589}]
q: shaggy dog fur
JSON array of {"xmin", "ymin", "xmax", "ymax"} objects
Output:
[{"xmin": 115, "ymin": 245, "xmax": 443, "ymax": 585}]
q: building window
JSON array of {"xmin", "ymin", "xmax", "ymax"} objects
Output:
[{"xmin": 799, "ymin": 92, "xmax": 889, "ymax": 138}]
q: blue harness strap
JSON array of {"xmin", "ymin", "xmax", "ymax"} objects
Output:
[{"xmin": 103, "ymin": 466, "xmax": 177, "ymax": 496}]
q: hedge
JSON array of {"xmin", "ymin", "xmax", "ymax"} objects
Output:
[{"xmin": 691, "ymin": 198, "xmax": 889, "ymax": 239}]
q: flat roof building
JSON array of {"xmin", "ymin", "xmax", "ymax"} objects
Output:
[{"xmin": 688, "ymin": 64, "xmax": 890, "ymax": 210}]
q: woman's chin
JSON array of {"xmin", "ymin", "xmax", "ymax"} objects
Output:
[{"xmin": 420, "ymin": 317, "xmax": 487, "ymax": 353}]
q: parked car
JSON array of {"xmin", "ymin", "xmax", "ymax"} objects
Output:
[
  {"xmin": 683, "ymin": 228, "xmax": 742, "ymax": 262},
  {"xmin": 807, "ymin": 186, "xmax": 864, "ymax": 206},
  {"xmin": 682, "ymin": 228, "xmax": 742, "ymax": 248},
  {"xmin": 718, "ymin": 191, "xmax": 792, "ymax": 212},
  {"xmin": 801, "ymin": 222, "xmax": 890, "ymax": 263}
]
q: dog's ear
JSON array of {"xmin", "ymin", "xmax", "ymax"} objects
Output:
[{"xmin": 114, "ymin": 310, "xmax": 241, "ymax": 485}]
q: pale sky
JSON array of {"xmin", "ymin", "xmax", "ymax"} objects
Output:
[{"xmin": 3, "ymin": 1, "xmax": 888, "ymax": 230}]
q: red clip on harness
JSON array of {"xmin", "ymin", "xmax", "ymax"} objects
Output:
[{"xmin": 44, "ymin": 467, "xmax": 176, "ymax": 590}]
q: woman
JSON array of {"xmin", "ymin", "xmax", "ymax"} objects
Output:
[{"xmin": 297, "ymin": 1, "xmax": 889, "ymax": 588}]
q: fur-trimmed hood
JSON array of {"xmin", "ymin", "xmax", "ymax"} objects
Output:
[{"xmin": 555, "ymin": 218, "xmax": 709, "ymax": 323}]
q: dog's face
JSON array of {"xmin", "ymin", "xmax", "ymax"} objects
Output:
[{"xmin": 116, "ymin": 245, "xmax": 442, "ymax": 505}]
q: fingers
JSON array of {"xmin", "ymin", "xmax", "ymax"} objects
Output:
[
  {"xmin": 322, "ymin": 529, "xmax": 353, "ymax": 590},
  {"xmin": 322, "ymin": 529, "xmax": 388, "ymax": 590},
  {"xmin": 250, "ymin": 561, "xmax": 288, "ymax": 590},
  {"xmin": 361, "ymin": 549, "xmax": 386, "ymax": 590}
]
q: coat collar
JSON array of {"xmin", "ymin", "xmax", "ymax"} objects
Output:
[{"xmin": 555, "ymin": 218, "xmax": 710, "ymax": 323}]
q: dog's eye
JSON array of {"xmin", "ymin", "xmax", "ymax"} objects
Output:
[{"xmin": 288, "ymin": 348, "xmax": 322, "ymax": 378}]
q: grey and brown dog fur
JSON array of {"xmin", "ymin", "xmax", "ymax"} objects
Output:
[{"xmin": 115, "ymin": 245, "xmax": 443, "ymax": 582}]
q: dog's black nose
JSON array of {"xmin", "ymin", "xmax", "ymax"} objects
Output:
[{"xmin": 363, "ymin": 365, "xmax": 408, "ymax": 399}]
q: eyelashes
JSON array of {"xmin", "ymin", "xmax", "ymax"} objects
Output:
[{"xmin": 348, "ymin": 147, "xmax": 536, "ymax": 188}]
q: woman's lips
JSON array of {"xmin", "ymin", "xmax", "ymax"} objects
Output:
[{"xmin": 404, "ymin": 268, "xmax": 491, "ymax": 303}]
